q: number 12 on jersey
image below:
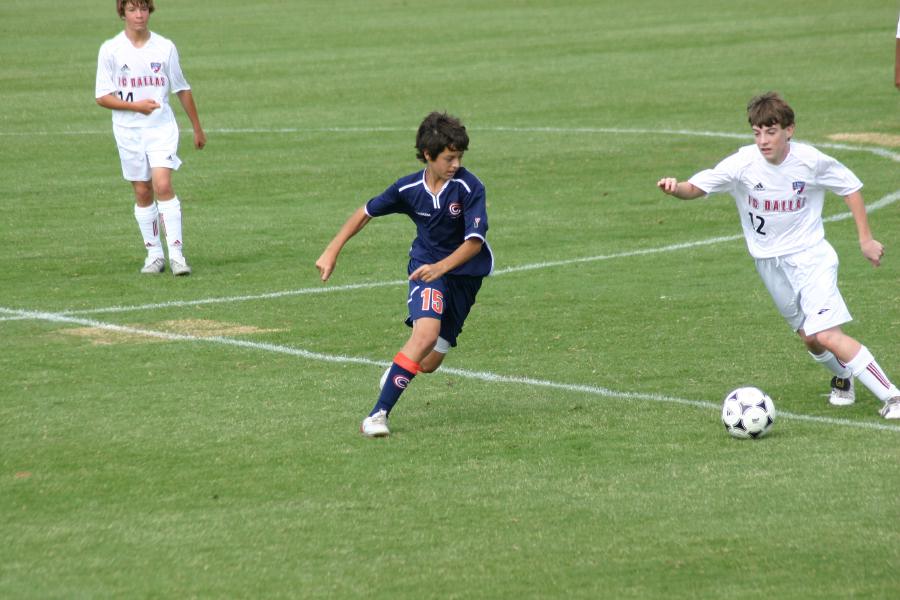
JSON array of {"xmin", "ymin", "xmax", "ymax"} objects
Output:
[{"xmin": 748, "ymin": 212, "xmax": 767, "ymax": 235}]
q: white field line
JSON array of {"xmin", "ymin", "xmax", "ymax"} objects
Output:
[
  {"xmin": 1, "ymin": 125, "xmax": 894, "ymax": 321},
  {"xmin": 4, "ymin": 126, "xmax": 898, "ymax": 433},
  {"xmin": 3, "ymin": 306, "xmax": 899, "ymax": 434},
  {"xmin": 0, "ymin": 188, "xmax": 895, "ymax": 322},
  {"xmin": 5, "ymin": 125, "xmax": 899, "ymax": 163}
]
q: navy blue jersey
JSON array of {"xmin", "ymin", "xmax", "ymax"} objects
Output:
[{"xmin": 365, "ymin": 167, "xmax": 494, "ymax": 277}]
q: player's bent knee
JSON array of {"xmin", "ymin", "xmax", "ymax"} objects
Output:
[
  {"xmin": 801, "ymin": 335, "xmax": 822, "ymax": 352},
  {"xmin": 154, "ymin": 185, "xmax": 174, "ymax": 199},
  {"xmin": 811, "ymin": 328, "xmax": 843, "ymax": 351}
]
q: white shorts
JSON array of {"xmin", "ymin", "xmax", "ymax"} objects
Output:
[
  {"xmin": 754, "ymin": 239, "xmax": 852, "ymax": 335},
  {"xmin": 113, "ymin": 120, "xmax": 182, "ymax": 182}
]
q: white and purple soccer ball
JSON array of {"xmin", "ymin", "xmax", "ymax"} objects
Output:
[{"xmin": 721, "ymin": 386, "xmax": 776, "ymax": 439}]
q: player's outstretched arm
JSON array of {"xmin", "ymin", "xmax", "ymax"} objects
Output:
[
  {"xmin": 843, "ymin": 191, "xmax": 884, "ymax": 267},
  {"xmin": 315, "ymin": 206, "xmax": 371, "ymax": 282},
  {"xmin": 175, "ymin": 90, "xmax": 206, "ymax": 149},
  {"xmin": 95, "ymin": 93, "xmax": 159, "ymax": 115},
  {"xmin": 656, "ymin": 177, "xmax": 705, "ymax": 200}
]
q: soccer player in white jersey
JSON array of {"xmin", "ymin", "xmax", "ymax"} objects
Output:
[
  {"xmin": 95, "ymin": 0, "xmax": 206, "ymax": 275},
  {"xmin": 316, "ymin": 112, "xmax": 493, "ymax": 437},
  {"xmin": 657, "ymin": 92, "xmax": 900, "ymax": 419}
]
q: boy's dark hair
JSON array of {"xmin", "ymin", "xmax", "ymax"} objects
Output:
[
  {"xmin": 747, "ymin": 91, "xmax": 795, "ymax": 129},
  {"xmin": 118, "ymin": 0, "xmax": 155, "ymax": 18},
  {"xmin": 415, "ymin": 112, "xmax": 469, "ymax": 163}
]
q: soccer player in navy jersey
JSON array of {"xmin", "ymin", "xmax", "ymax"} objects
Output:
[{"xmin": 316, "ymin": 112, "xmax": 494, "ymax": 437}]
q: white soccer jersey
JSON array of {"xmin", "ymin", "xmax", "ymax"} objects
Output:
[
  {"xmin": 95, "ymin": 31, "xmax": 190, "ymax": 128},
  {"xmin": 688, "ymin": 142, "xmax": 862, "ymax": 258}
]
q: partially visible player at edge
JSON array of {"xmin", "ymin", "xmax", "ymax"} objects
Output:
[
  {"xmin": 895, "ymin": 13, "xmax": 900, "ymax": 90},
  {"xmin": 316, "ymin": 112, "xmax": 493, "ymax": 437},
  {"xmin": 95, "ymin": 0, "xmax": 206, "ymax": 275},
  {"xmin": 657, "ymin": 92, "xmax": 900, "ymax": 419}
]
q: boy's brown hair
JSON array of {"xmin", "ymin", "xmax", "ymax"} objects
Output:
[
  {"xmin": 415, "ymin": 112, "xmax": 469, "ymax": 163},
  {"xmin": 117, "ymin": 0, "xmax": 155, "ymax": 18},
  {"xmin": 747, "ymin": 91, "xmax": 795, "ymax": 129}
]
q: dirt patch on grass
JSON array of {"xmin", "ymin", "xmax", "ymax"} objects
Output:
[
  {"xmin": 60, "ymin": 319, "xmax": 284, "ymax": 346},
  {"xmin": 827, "ymin": 133, "xmax": 900, "ymax": 148}
]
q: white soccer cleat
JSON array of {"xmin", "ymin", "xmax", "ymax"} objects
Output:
[
  {"xmin": 828, "ymin": 376, "xmax": 855, "ymax": 406},
  {"xmin": 141, "ymin": 256, "xmax": 166, "ymax": 274},
  {"xmin": 170, "ymin": 257, "xmax": 192, "ymax": 276},
  {"xmin": 879, "ymin": 397, "xmax": 900, "ymax": 420},
  {"xmin": 361, "ymin": 409, "xmax": 390, "ymax": 437}
]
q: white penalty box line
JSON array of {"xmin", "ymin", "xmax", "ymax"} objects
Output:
[
  {"xmin": 3, "ymin": 188, "xmax": 897, "ymax": 320},
  {"xmin": 2, "ymin": 126, "xmax": 898, "ymax": 433},
  {"xmin": 3, "ymin": 306, "xmax": 899, "ymax": 435},
  {"xmin": 1, "ymin": 126, "xmax": 895, "ymax": 320}
]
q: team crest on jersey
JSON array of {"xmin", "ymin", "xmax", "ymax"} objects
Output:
[
  {"xmin": 448, "ymin": 202, "xmax": 462, "ymax": 217},
  {"xmin": 150, "ymin": 62, "xmax": 162, "ymax": 73},
  {"xmin": 792, "ymin": 181, "xmax": 806, "ymax": 194}
]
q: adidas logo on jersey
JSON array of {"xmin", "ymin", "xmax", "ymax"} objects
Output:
[{"xmin": 753, "ymin": 182, "xmax": 765, "ymax": 190}]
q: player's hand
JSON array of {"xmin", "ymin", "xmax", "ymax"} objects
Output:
[
  {"xmin": 656, "ymin": 177, "xmax": 679, "ymax": 195},
  {"xmin": 133, "ymin": 99, "xmax": 160, "ymax": 115},
  {"xmin": 409, "ymin": 263, "xmax": 445, "ymax": 283},
  {"xmin": 315, "ymin": 253, "xmax": 337, "ymax": 282},
  {"xmin": 193, "ymin": 128, "xmax": 207, "ymax": 150},
  {"xmin": 860, "ymin": 238, "xmax": 884, "ymax": 267}
]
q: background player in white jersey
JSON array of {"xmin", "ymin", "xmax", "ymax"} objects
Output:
[
  {"xmin": 656, "ymin": 91, "xmax": 900, "ymax": 419},
  {"xmin": 316, "ymin": 112, "xmax": 493, "ymax": 437},
  {"xmin": 95, "ymin": 0, "xmax": 206, "ymax": 275}
]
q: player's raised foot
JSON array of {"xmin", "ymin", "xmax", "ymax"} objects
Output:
[
  {"xmin": 141, "ymin": 256, "xmax": 166, "ymax": 274},
  {"xmin": 879, "ymin": 397, "xmax": 900, "ymax": 420},
  {"xmin": 828, "ymin": 376, "xmax": 855, "ymax": 406},
  {"xmin": 170, "ymin": 257, "xmax": 192, "ymax": 276},
  {"xmin": 361, "ymin": 409, "xmax": 390, "ymax": 437}
]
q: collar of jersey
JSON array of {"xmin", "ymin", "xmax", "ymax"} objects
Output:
[{"xmin": 419, "ymin": 169, "xmax": 452, "ymax": 209}]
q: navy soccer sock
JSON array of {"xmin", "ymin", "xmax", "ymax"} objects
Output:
[{"xmin": 370, "ymin": 352, "xmax": 420, "ymax": 416}]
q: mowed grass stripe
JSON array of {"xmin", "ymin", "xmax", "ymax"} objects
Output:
[
  {"xmin": 4, "ymin": 306, "xmax": 898, "ymax": 434},
  {"xmin": 0, "ymin": 189, "xmax": 895, "ymax": 321}
]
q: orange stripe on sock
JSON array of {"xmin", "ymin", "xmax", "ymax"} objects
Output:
[{"xmin": 393, "ymin": 352, "xmax": 421, "ymax": 374}]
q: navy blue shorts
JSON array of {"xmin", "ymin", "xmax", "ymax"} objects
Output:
[{"xmin": 404, "ymin": 271, "xmax": 483, "ymax": 348}]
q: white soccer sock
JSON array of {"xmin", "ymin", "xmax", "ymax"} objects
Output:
[
  {"xmin": 809, "ymin": 350, "xmax": 851, "ymax": 379},
  {"xmin": 845, "ymin": 346, "xmax": 900, "ymax": 402},
  {"xmin": 157, "ymin": 197, "xmax": 184, "ymax": 260},
  {"xmin": 134, "ymin": 203, "xmax": 164, "ymax": 258}
]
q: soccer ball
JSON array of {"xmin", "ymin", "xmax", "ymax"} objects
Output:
[{"xmin": 721, "ymin": 386, "xmax": 776, "ymax": 439}]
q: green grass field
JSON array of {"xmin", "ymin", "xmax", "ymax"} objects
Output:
[{"xmin": 2, "ymin": 1, "xmax": 899, "ymax": 597}]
